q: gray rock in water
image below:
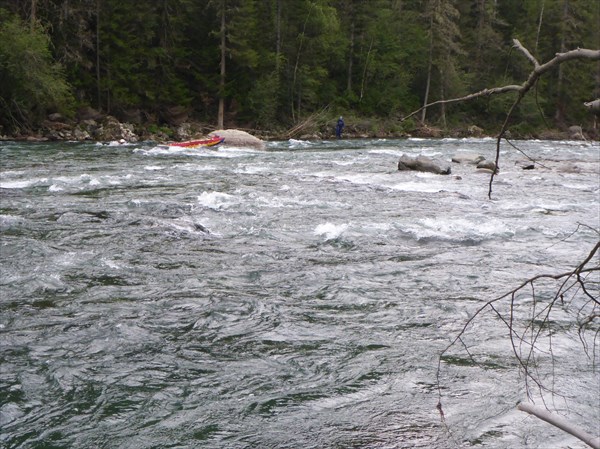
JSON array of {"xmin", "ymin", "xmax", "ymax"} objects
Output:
[
  {"xmin": 397, "ymin": 154, "xmax": 451, "ymax": 175},
  {"xmin": 476, "ymin": 160, "xmax": 498, "ymax": 173},
  {"xmin": 451, "ymin": 152, "xmax": 485, "ymax": 165},
  {"xmin": 209, "ymin": 129, "xmax": 266, "ymax": 150}
]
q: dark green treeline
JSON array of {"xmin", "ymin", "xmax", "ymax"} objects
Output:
[{"xmin": 1, "ymin": 0, "xmax": 598, "ymax": 135}]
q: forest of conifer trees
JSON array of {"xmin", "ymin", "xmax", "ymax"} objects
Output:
[{"xmin": 0, "ymin": 0, "xmax": 598, "ymax": 138}]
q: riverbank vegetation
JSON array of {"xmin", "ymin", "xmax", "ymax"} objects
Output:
[{"xmin": 0, "ymin": 0, "xmax": 598, "ymax": 140}]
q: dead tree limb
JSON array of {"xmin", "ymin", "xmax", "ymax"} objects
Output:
[
  {"xmin": 401, "ymin": 84, "xmax": 521, "ymax": 123},
  {"xmin": 489, "ymin": 41, "xmax": 600, "ymax": 198},
  {"xmin": 517, "ymin": 403, "xmax": 600, "ymax": 449},
  {"xmin": 400, "ymin": 40, "xmax": 600, "ymax": 199},
  {"xmin": 436, "ymin": 239, "xmax": 600, "ymax": 441}
]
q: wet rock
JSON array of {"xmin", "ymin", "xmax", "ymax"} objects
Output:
[
  {"xmin": 397, "ymin": 154, "xmax": 451, "ymax": 175},
  {"xmin": 515, "ymin": 160, "xmax": 535, "ymax": 170}
]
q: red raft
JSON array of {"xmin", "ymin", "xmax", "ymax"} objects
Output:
[{"xmin": 169, "ymin": 135, "xmax": 224, "ymax": 149}]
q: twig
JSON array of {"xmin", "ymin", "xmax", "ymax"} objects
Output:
[{"xmin": 436, "ymin": 240, "xmax": 599, "ymax": 437}]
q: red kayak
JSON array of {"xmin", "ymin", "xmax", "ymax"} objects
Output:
[{"xmin": 169, "ymin": 136, "xmax": 224, "ymax": 148}]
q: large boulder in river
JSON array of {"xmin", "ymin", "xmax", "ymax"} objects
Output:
[
  {"xmin": 397, "ymin": 154, "xmax": 451, "ymax": 175},
  {"xmin": 209, "ymin": 129, "xmax": 266, "ymax": 150},
  {"xmin": 476, "ymin": 159, "xmax": 498, "ymax": 173}
]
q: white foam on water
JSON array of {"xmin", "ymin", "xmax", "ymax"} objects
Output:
[
  {"xmin": 288, "ymin": 139, "xmax": 312, "ymax": 148},
  {"xmin": 391, "ymin": 181, "xmax": 445, "ymax": 193},
  {"xmin": 314, "ymin": 222, "xmax": 349, "ymax": 240},
  {"xmin": 0, "ymin": 180, "xmax": 34, "ymax": 189},
  {"xmin": 368, "ymin": 149, "xmax": 404, "ymax": 156},
  {"xmin": 402, "ymin": 216, "xmax": 514, "ymax": 242},
  {"xmin": 0, "ymin": 214, "xmax": 26, "ymax": 230},
  {"xmin": 0, "ymin": 178, "xmax": 49, "ymax": 189},
  {"xmin": 101, "ymin": 258, "xmax": 123, "ymax": 269},
  {"xmin": 197, "ymin": 191, "xmax": 237, "ymax": 210}
]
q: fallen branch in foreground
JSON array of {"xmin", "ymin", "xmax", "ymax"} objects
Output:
[{"xmin": 517, "ymin": 403, "xmax": 600, "ymax": 449}]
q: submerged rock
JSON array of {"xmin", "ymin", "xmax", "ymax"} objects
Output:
[{"xmin": 515, "ymin": 160, "xmax": 535, "ymax": 170}]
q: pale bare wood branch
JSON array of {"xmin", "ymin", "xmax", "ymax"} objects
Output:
[{"xmin": 517, "ymin": 403, "xmax": 600, "ymax": 449}]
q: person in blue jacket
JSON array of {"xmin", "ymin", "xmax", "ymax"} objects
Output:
[{"xmin": 335, "ymin": 116, "xmax": 345, "ymax": 139}]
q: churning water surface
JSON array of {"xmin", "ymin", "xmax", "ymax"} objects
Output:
[{"xmin": 1, "ymin": 137, "xmax": 599, "ymax": 448}]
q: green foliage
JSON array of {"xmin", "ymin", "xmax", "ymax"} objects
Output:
[
  {"xmin": 0, "ymin": 9, "xmax": 74, "ymax": 132},
  {"xmin": 247, "ymin": 72, "xmax": 281, "ymax": 127},
  {"xmin": 2, "ymin": 0, "xmax": 599, "ymax": 134}
]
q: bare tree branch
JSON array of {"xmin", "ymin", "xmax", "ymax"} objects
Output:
[
  {"xmin": 402, "ymin": 41, "xmax": 600, "ymax": 128},
  {"xmin": 488, "ymin": 41, "xmax": 599, "ymax": 198},
  {"xmin": 436, "ymin": 240, "xmax": 600, "ymax": 438},
  {"xmin": 400, "ymin": 39, "xmax": 600, "ymax": 199},
  {"xmin": 401, "ymin": 85, "xmax": 522, "ymax": 123}
]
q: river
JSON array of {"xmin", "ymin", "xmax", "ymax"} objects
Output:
[{"xmin": 1, "ymin": 137, "xmax": 598, "ymax": 448}]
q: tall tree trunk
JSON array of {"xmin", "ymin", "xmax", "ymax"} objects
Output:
[
  {"xmin": 347, "ymin": 17, "xmax": 354, "ymax": 93},
  {"xmin": 475, "ymin": 0, "xmax": 485, "ymax": 66},
  {"xmin": 96, "ymin": 0, "xmax": 101, "ymax": 110},
  {"xmin": 291, "ymin": 5, "xmax": 312, "ymax": 121},
  {"xmin": 359, "ymin": 37, "xmax": 373, "ymax": 102},
  {"xmin": 30, "ymin": 0, "xmax": 37, "ymax": 29},
  {"xmin": 421, "ymin": 15, "xmax": 434, "ymax": 123},
  {"xmin": 218, "ymin": 0, "xmax": 226, "ymax": 129},
  {"xmin": 275, "ymin": 0, "xmax": 281, "ymax": 73},
  {"xmin": 440, "ymin": 67, "xmax": 447, "ymax": 128},
  {"xmin": 535, "ymin": 0, "xmax": 545, "ymax": 56},
  {"xmin": 554, "ymin": 0, "xmax": 568, "ymax": 123}
]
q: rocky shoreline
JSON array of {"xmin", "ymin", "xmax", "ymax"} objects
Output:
[{"xmin": 1, "ymin": 109, "xmax": 596, "ymax": 143}]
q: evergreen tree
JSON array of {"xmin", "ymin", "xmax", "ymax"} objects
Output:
[
  {"xmin": 421, "ymin": 0, "xmax": 465, "ymax": 126},
  {"xmin": 0, "ymin": 9, "xmax": 74, "ymax": 133},
  {"xmin": 1, "ymin": 0, "xmax": 597, "ymax": 134}
]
